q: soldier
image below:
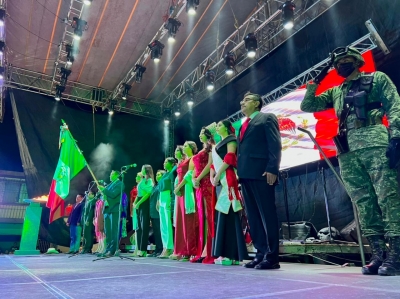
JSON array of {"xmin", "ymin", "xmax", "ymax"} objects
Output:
[{"xmin": 300, "ymin": 47, "xmax": 400, "ymax": 276}]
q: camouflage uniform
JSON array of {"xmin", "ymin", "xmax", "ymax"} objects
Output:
[{"xmin": 301, "ymin": 70, "xmax": 400, "ymax": 238}]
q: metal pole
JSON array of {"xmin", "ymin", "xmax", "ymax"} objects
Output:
[
  {"xmin": 297, "ymin": 127, "xmax": 366, "ymax": 266},
  {"xmin": 320, "ymin": 167, "xmax": 333, "ymax": 243},
  {"xmin": 281, "ymin": 170, "xmax": 291, "ymax": 240}
]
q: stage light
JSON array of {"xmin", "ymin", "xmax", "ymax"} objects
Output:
[
  {"xmin": 108, "ymin": 109, "xmax": 114, "ymax": 115},
  {"xmin": 60, "ymin": 67, "xmax": 72, "ymax": 80},
  {"xmin": 224, "ymin": 52, "xmax": 235, "ymax": 75},
  {"xmin": 65, "ymin": 44, "xmax": 74, "ymax": 66},
  {"xmin": 55, "ymin": 85, "xmax": 65, "ymax": 101},
  {"xmin": 0, "ymin": 41, "xmax": 4, "ymax": 57},
  {"xmin": 173, "ymin": 99, "xmax": 181, "ymax": 117},
  {"xmin": 164, "ymin": 18, "xmax": 181, "ymax": 43},
  {"xmin": 186, "ymin": 88, "xmax": 195, "ymax": 106},
  {"xmin": 205, "ymin": 70, "xmax": 215, "ymax": 91},
  {"xmin": 121, "ymin": 83, "xmax": 131, "ymax": 100},
  {"xmin": 163, "ymin": 108, "xmax": 172, "ymax": 125},
  {"xmin": 108, "ymin": 101, "xmax": 116, "ymax": 115},
  {"xmin": 72, "ymin": 17, "xmax": 87, "ymax": 40},
  {"xmin": 282, "ymin": 1, "xmax": 295, "ymax": 30},
  {"xmin": 244, "ymin": 33, "xmax": 257, "ymax": 58},
  {"xmin": 134, "ymin": 64, "xmax": 146, "ymax": 83},
  {"xmin": 186, "ymin": 0, "xmax": 199, "ymax": 15},
  {"xmin": 83, "ymin": 0, "xmax": 92, "ymax": 5},
  {"xmin": 148, "ymin": 40, "xmax": 165, "ymax": 62},
  {"xmin": 0, "ymin": 66, "xmax": 4, "ymax": 80},
  {"xmin": 0, "ymin": 9, "xmax": 5, "ymax": 26}
]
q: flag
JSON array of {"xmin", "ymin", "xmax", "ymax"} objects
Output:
[{"xmin": 46, "ymin": 122, "xmax": 86, "ymax": 223}]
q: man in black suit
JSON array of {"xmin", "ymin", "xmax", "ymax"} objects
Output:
[
  {"xmin": 66, "ymin": 194, "xmax": 85, "ymax": 254},
  {"xmin": 237, "ymin": 92, "xmax": 282, "ymax": 270},
  {"xmin": 98, "ymin": 170, "xmax": 125, "ymax": 257}
]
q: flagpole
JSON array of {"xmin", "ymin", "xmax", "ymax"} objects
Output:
[{"xmin": 61, "ymin": 119, "xmax": 101, "ymax": 188}]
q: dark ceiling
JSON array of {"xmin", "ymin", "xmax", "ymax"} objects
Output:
[{"xmin": 6, "ymin": 0, "xmax": 268, "ymax": 103}]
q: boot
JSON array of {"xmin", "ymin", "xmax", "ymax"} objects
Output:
[
  {"xmin": 378, "ymin": 236, "xmax": 400, "ymax": 276},
  {"xmin": 362, "ymin": 235, "xmax": 386, "ymax": 275}
]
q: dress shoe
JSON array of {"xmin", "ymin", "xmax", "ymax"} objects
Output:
[
  {"xmin": 202, "ymin": 256, "xmax": 215, "ymax": 264},
  {"xmin": 243, "ymin": 258, "xmax": 262, "ymax": 268},
  {"xmin": 255, "ymin": 260, "xmax": 280, "ymax": 270}
]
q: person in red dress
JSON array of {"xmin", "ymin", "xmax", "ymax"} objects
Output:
[
  {"xmin": 171, "ymin": 142, "xmax": 199, "ymax": 261},
  {"xmin": 191, "ymin": 127, "xmax": 215, "ymax": 264}
]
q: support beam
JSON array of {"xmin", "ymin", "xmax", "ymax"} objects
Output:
[{"xmin": 162, "ymin": 0, "xmax": 341, "ymax": 116}]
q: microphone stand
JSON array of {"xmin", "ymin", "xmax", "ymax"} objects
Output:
[
  {"xmin": 69, "ymin": 181, "xmax": 96, "ymax": 258},
  {"xmin": 297, "ymin": 127, "xmax": 365, "ymax": 266},
  {"xmin": 93, "ymin": 166, "xmax": 135, "ymax": 262},
  {"xmin": 280, "ymin": 170, "xmax": 292, "ymax": 240}
]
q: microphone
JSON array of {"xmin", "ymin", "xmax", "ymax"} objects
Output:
[{"xmin": 122, "ymin": 163, "xmax": 137, "ymax": 169}]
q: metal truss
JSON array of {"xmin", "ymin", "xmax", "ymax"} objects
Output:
[
  {"xmin": 226, "ymin": 33, "xmax": 378, "ymax": 123},
  {"xmin": 6, "ymin": 66, "xmax": 163, "ymax": 119},
  {"xmin": 166, "ymin": 121, "xmax": 175, "ymax": 158},
  {"xmin": 0, "ymin": 0, "xmax": 7, "ymax": 123},
  {"xmin": 109, "ymin": 0, "xmax": 188, "ymax": 101},
  {"xmin": 50, "ymin": 0, "xmax": 85, "ymax": 93},
  {"xmin": 162, "ymin": 0, "xmax": 341, "ymax": 114}
]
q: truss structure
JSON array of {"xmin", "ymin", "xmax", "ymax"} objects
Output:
[
  {"xmin": 0, "ymin": 0, "xmax": 7, "ymax": 123},
  {"xmin": 50, "ymin": 0, "xmax": 85, "ymax": 93},
  {"xmin": 6, "ymin": 65, "xmax": 163, "ymax": 119},
  {"xmin": 162, "ymin": 0, "xmax": 341, "ymax": 115},
  {"xmin": 109, "ymin": 0, "xmax": 188, "ymax": 101},
  {"xmin": 226, "ymin": 33, "xmax": 378, "ymax": 123}
]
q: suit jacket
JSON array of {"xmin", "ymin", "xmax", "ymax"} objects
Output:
[
  {"xmin": 237, "ymin": 112, "xmax": 282, "ymax": 180},
  {"xmin": 67, "ymin": 200, "xmax": 84, "ymax": 226},
  {"xmin": 103, "ymin": 179, "xmax": 125, "ymax": 214}
]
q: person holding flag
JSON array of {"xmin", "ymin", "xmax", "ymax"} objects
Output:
[{"xmin": 97, "ymin": 170, "xmax": 125, "ymax": 257}]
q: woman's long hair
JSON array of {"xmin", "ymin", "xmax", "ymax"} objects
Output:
[
  {"xmin": 201, "ymin": 127, "xmax": 215, "ymax": 153},
  {"xmin": 142, "ymin": 164, "xmax": 155, "ymax": 185},
  {"xmin": 219, "ymin": 120, "xmax": 235, "ymax": 135}
]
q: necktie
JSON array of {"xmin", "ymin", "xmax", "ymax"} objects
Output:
[{"xmin": 240, "ymin": 117, "xmax": 251, "ymax": 141}]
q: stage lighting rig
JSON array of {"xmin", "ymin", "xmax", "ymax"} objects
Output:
[
  {"xmin": 244, "ymin": 33, "xmax": 257, "ymax": 58},
  {"xmin": 173, "ymin": 98, "xmax": 181, "ymax": 117},
  {"xmin": 148, "ymin": 40, "xmax": 164, "ymax": 62},
  {"xmin": 121, "ymin": 83, "xmax": 131, "ymax": 100},
  {"xmin": 71, "ymin": 17, "xmax": 88, "ymax": 40},
  {"xmin": 224, "ymin": 52, "xmax": 236, "ymax": 75},
  {"xmin": 165, "ymin": 18, "xmax": 182, "ymax": 42},
  {"xmin": 83, "ymin": 0, "xmax": 93, "ymax": 5},
  {"xmin": 186, "ymin": 88, "xmax": 194, "ymax": 106},
  {"xmin": 163, "ymin": 108, "xmax": 172, "ymax": 124},
  {"xmin": 65, "ymin": 44, "xmax": 75, "ymax": 66},
  {"xmin": 54, "ymin": 85, "xmax": 65, "ymax": 101},
  {"xmin": 205, "ymin": 70, "xmax": 215, "ymax": 91},
  {"xmin": 281, "ymin": 1, "xmax": 295, "ymax": 30},
  {"xmin": 186, "ymin": 0, "xmax": 199, "ymax": 15},
  {"xmin": 134, "ymin": 64, "xmax": 146, "ymax": 83}
]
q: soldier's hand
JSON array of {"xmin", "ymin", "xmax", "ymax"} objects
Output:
[{"xmin": 314, "ymin": 63, "xmax": 332, "ymax": 84}]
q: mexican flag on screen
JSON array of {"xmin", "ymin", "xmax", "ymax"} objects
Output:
[{"xmin": 46, "ymin": 124, "xmax": 86, "ymax": 223}]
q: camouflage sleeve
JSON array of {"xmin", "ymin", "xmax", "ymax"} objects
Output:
[
  {"xmin": 378, "ymin": 72, "xmax": 400, "ymax": 139},
  {"xmin": 300, "ymin": 83, "xmax": 334, "ymax": 112}
]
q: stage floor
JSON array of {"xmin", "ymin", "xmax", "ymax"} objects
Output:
[{"xmin": 1, "ymin": 254, "xmax": 399, "ymax": 299}]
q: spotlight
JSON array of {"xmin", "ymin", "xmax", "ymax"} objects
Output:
[
  {"xmin": 186, "ymin": 87, "xmax": 194, "ymax": 107},
  {"xmin": 148, "ymin": 40, "xmax": 165, "ymax": 62},
  {"xmin": 83, "ymin": 0, "xmax": 93, "ymax": 5},
  {"xmin": 224, "ymin": 52, "xmax": 235, "ymax": 75},
  {"xmin": 0, "ymin": 66, "xmax": 4, "ymax": 80},
  {"xmin": 121, "ymin": 83, "xmax": 131, "ymax": 100},
  {"xmin": 0, "ymin": 9, "xmax": 5, "ymax": 27},
  {"xmin": 173, "ymin": 99, "xmax": 181, "ymax": 117},
  {"xmin": 244, "ymin": 33, "xmax": 257, "ymax": 58},
  {"xmin": 108, "ymin": 101, "xmax": 116, "ymax": 115},
  {"xmin": 186, "ymin": 88, "xmax": 194, "ymax": 106},
  {"xmin": 72, "ymin": 17, "xmax": 87, "ymax": 40},
  {"xmin": 55, "ymin": 85, "xmax": 65, "ymax": 101},
  {"xmin": 108, "ymin": 109, "xmax": 114, "ymax": 115},
  {"xmin": 163, "ymin": 108, "xmax": 172, "ymax": 125},
  {"xmin": 134, "ymin": 64, "xmax": 146, "ymax": 83},
  {"xmin": 165, "ymin": 18, "xmax": 181, "ymax": 42},
  {"xmin": 186, "ymin": 0, "xmax": 199, "ymax": 15},
  {"xmin": 205, "ymin": 70, "xmax": 215, "ymax": 91},
  {"xmin": 65, "ymin": 44, "xmax": 74, "ymax": 66},
  {"xmin": 282, "ymin": 1, "xmax": 295, "ymax": 30},
  {"xmin": 0, "ymin": 41, "xmax": 4, "ymax": 57}
]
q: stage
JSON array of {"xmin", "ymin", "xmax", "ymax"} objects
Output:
[{"xmin": 1, "ymin": 255, "xmax": 399, "ymax": 299}]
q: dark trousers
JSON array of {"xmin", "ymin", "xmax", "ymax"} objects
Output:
[
  {"xmin": 104, "ymin": 212, "xmax": 119, "ymax": 254},
  {"xmin": 136, "ymin": 199, "xmax": 150, "ymax": 251},
  {"xmin": 240, "ymin": 179, "xmax": 279, "ymax": 262},
  {"xmin": 151, "ymin": 218, "xmax": 163, "ymax": 254},
  {"xmin": 82, "ymin": 222, "xmax": 94, "ymax": 251}
]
